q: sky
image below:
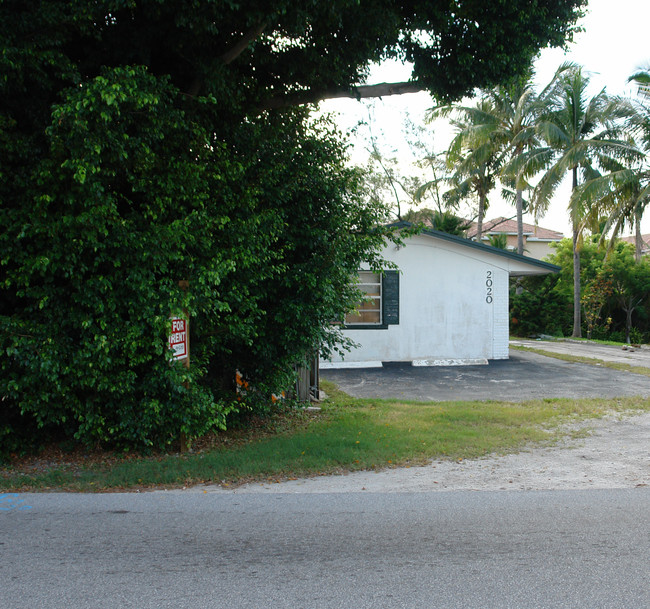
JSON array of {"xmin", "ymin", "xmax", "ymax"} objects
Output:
[{"xmin": 320, "ymin": 0, "xmax": 650, "ymax": 237}]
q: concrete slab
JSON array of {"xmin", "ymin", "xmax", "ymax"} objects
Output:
[{"xmin": 320, "ymin": 349, "xmax": 650, "ymax": 402}]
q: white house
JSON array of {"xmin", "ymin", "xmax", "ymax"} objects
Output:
[{"xmin": 322, "ymin": 223, "xmax": 559, "ymax": 368}]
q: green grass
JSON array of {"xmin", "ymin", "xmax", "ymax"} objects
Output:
[
  {"xmin": 3, "ymin": 381, "xmax": 649, "ymax": 493},
  {"xmin": 511, "ymin": 344, "xmax": 650, "ymax": 378}
]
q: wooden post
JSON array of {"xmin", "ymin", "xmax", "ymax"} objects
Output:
[{"xmin": 310, "ymin": 354, "xmax": 319, "ymax": 401}]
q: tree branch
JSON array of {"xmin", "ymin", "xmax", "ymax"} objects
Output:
[
  {"xmin": 186, "ymin": 22, "xmax": 267, "ymax": 96},
  {"xmin": 220, "ymin": 22, "xmax": 268, "ymax": 65},
  {"xmin": 261, "ymin": 81, "xmax": 427, "ymax": 110}
]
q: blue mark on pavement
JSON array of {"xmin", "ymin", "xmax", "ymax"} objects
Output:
[{"xmin": 0, "ymin": 493, "xmax": 32, "ymax": 511}]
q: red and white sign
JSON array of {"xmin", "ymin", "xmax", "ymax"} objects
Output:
[{"xmin": 168, "ymin": 316, "xmax": 188, "ymax": 360}]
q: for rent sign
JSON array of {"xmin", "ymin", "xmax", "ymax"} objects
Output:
[{"xmin": 168, "ymin": 316, "xmax": 189, "ymax": 361}]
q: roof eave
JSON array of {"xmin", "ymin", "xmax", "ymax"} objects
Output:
[{"xmin": 387, "ymin": 221, "xmax": 560, "ymax": 274}]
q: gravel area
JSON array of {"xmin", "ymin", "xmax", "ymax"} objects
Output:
[{"xmin": 208, "ymin": 411, "xmax": 650, "ymax": 494}]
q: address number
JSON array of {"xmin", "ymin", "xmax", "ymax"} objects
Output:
[{"xmin": 486, "ymin": 270, "xmax": 493, "ymax": 304}]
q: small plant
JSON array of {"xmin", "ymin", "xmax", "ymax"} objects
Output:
[{"xmin": 581, "ymin": 272, "xmax": 613, "ymax": 339}]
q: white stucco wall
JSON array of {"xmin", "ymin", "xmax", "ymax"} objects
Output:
[{"xmin": 327, "ymin": 233, "xmax": 514, "ymax": 366}]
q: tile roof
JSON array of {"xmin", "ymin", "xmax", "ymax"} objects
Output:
[
  {"xmin": 467, "ymin": 217, "xmax": 564, "ymax": 240},
  {"xmin": 619, "ymin": 234, "xmax": 650, "ymax": 253}
]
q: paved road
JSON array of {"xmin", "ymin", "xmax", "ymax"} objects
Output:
[
  {"xmin": 321, "ymin": 345, "xmax": 650, "ymax": 402},
  {"xmin": 512, "ymin": 338, "xmax": 650, "ymax": 367},
  {"xmin": 2, "ymin": 489, "xmax": 649, "ymax": 609}
]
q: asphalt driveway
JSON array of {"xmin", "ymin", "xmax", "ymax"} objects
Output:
[{"xmin": 320, "ymin": 344, "xmax": 650, "ymax": 402}]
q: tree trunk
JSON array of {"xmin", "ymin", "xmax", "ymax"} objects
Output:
[
  {"xmin": 571, "ymin": 167, "xmax": 582, "ymax": 338},
  {"xmin": 515, "ymin": 187, "xmax": 524, "ymax": 255},
  {"xmin": 475, "ymin": 191, "xmax": 486, "ymax": 242},
  {"xmin": 634, "ymin": 208, "xmax": 643, "ymax": 263},
  {"xmin": 622, "ymin": 296, "xmax": 642, "ymax": 344},
  {"xmin": 625, "ymin": 305, "xmax": 633, "ymax": 344}
]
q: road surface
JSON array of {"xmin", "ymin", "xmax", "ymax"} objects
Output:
[{"xmin": 1, "ymin": 489, "xmax": 649, "ymax": 609}]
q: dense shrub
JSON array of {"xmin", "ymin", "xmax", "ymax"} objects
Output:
[
  {"xmin": 510, "ymin": 237, "xmax": 650, "ymax": 343},
  {"xmin": 1, "ymin": 68, "xmax": 389, "ymax": 454}
]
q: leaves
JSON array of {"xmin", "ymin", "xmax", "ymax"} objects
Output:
[{"xmin": 0, "ymin": 0, "xmax": 587, "ymax": 453}]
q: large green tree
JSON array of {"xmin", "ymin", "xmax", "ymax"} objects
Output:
[
  {"xmin": 1, "ymin": 0, "xmax": 586, "ymax": 450},
  {"xmin": 570, "ymin": 68, "xmax": 650, "ymax": 263},
  {"xmin": 511, "ymin": 237, "xmax": 650, "ymax": 342},
  {"xmin": 486, "ymin": 75, "xmax": 548, "ymax": 255},
  {"xmin": 605, "ymin": 69, "xmax": 650, "ymax": 261}
]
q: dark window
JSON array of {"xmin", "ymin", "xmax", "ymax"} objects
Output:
[{"xmin": 345, "ymin": 270, "xmax": 399, "ymax": 329}]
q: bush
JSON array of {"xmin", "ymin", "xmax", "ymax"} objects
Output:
[
  {"xmin": 509, "ymin": 237, "xmax": 650, "ymax": 344},
  {"xmin": 1, "ymin": 67, "xmax": 389, "ymax": 451}
]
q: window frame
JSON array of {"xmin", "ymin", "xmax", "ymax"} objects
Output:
[{"xmin": 344, "ymin": 269, "xmax": 399, "ymax": 330}]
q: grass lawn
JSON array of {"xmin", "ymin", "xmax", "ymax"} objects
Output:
[{"xmin": 2, "ymin": 381, "xmax": 649, "ymax": 493}]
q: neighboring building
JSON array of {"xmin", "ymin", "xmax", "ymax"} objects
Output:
[
  {"xmin": 467, "ymin": 217, "xmax": 564, "ymax": 260},
  {"xmin": 619, "ymin": 234, "xmax": 650, "ymax": 257},
  {"xmin": 322, "ymin": 223, "xmax": 559, "ymax": 369}
]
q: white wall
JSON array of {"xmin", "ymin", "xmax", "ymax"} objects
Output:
[{"xmin": 329, "ymin": 233, "xmax": 512, "ymax": 365}]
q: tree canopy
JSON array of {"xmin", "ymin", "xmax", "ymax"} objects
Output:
[
  {"xmin": 2, "ymin": 1, "xmax": 586, "ymax": 114},
  {"xmin": 1, "ymin": 0, "xmax": 587, "ymax": 452}
]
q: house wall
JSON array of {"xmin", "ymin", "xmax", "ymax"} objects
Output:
[
  {"xmin": 524, "ymin": 240, "xmax": 555, "ymax": 261},
  {"xmin": 329, "ymin": 233, "xmax": 511, "ymax": 366},
  {"xmin": 480, "ymin": 235, "xmax": 557, "ymax": 260}
]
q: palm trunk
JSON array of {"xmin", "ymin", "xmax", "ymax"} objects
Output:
[
  {"xmin": 571, "ymin": 168, "xmax": 581, "ymax": 338},
  {"xmin": 634, "ymin": 208, "xmax": 643, "ymax": 263},
  {"xmin": 625, "ymin": 305, "xmax": 633, "ymax": 344},
  {"xmin": 515, "ymin": 187, "xmax": 524, "ymax": 255},
  {"xmin": 475, "ymin": 191, "xmax": 485, "ymax": 242}
]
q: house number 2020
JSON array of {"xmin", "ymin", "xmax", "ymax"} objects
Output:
[{"xmin": 486, "ymin": 271, "xmax": 493, "ymax": 304}]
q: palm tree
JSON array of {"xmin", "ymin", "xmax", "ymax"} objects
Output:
[
  {"xmin": 431, "ymin": 69, "xmax": 545, "ymax": 254},
  {"xmin": 565, "ymin": 68, "xmax": 649, "ymax": 264},
  {"xmin": 428, "ymin": 98, "xmax": 503, "ymax": 242},
  {"xmin": 575, "ymin": 160, "xmax": 649, "ymax": 263},
  {"xmin": 624, "ymin": 67, "xmax": 650, "ymax": 260},
  {"xmin": 525, "ymin": 64, "xmax": 633, "ymax": 337},
  {"xmin": 483, "ymin": 77, "xmax": 542, "ymax": 254}
]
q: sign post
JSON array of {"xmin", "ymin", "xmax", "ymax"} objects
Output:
[{"xmin": 169, "ymin": 280, "xmax": 190, "ymax": 452}]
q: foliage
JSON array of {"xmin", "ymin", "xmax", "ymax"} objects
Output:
[
  {"xmin": 487, "ymin": 233, "xmax": 509, "ymax": 250},
  {"xmin": 580, "ymin": 272, "xmax": 613, "ymax": 339},
  {"xmin": 603, "ymin": 244, "xmax": 650, "ymax": 343},
  {"xmin": 511, "ymin": 238, "xmax": 650, "ymax": 343},
  {"xmin": 574, "ymin": 68, "xmax": 650, "ymax": 263},
  {"xmin": 0, "ymin": 61, "xmax": 389, "ymax": 453},
  {"xmin": 0, "ymin": 0, "xmax": 586, "ymax": 451},
  {"xmin": 401, "ymin": 209, "xmax": 471, "ymax": 237},
  {"xmin": 429, "ymin": 98, "xmax": 504, "ymax": 240},
  {"xmin": 432, "ymin": 70, "xmax": 545, "ymax": 251},
  {"xmin": 6, "ymin": 384, "xmax": 649, "ymax": 490},
  {"xmin": 510, "ymin": 273, "xmax": 572, "ymax": 338}
]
